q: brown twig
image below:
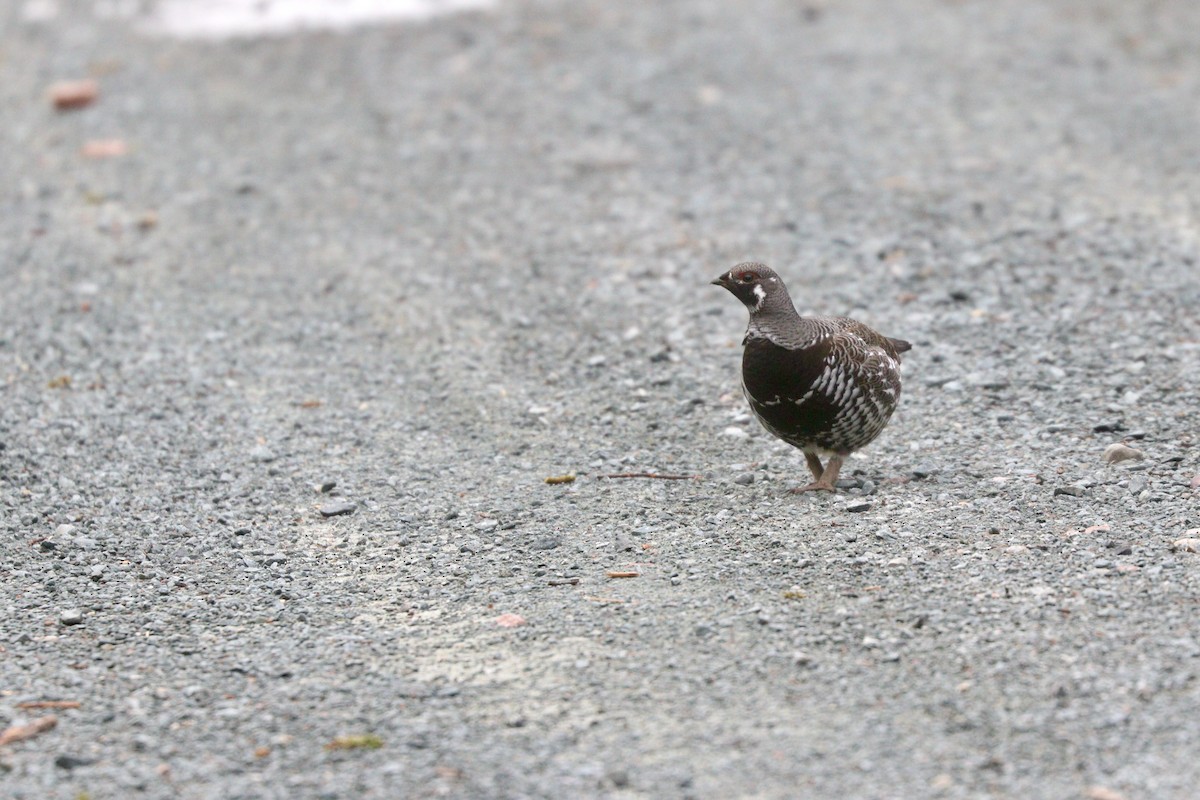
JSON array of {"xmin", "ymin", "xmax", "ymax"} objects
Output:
[
  {"xmin": 0, "ymin": 716, "xmax": 58, "ymax": 746},
  {"xmin": 606, "ymin": 571, "xmax": 640, "ymax": 579},
  {"xmin": 547, "ymin": 578, "xmax": 580, "ymax": 586},
  {"xmin": 600, "ymin": 472, "xmax": 701, "ymax": 481},
  {"xmin": 16, "ymin": 701, "xmax": 80, "ymax": 710}
]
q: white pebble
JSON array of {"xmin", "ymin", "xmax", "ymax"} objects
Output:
[{"xmin": 1102, "ymin": 443, "xmax": 1144, "ymax": 464}]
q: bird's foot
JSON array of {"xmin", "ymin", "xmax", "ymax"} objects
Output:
[{"xmin": 788, "ymin": 481, "xmax": 836, "ymax": 494}]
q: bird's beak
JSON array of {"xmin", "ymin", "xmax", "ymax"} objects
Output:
[{"xmin": 711, "ymin": 274, "xmax": 729, "ymax": 287}]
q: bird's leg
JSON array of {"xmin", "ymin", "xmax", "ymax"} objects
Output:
[
  {"xmin": 789, "ymin": 454, "xmax": 845, "ymax": 494},
  {"xmin": 804, "ymin": 452, "xmax": 824, "ymax": 481}
]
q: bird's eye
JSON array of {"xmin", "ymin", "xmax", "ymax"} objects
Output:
[{"xmin": 738, "ymin": 272, "xmax": 756, "ymax": 283}]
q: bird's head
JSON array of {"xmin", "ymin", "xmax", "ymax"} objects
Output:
[{"xmin": 711, "ymin": 262, "xmax": 788, "ymax": 313}]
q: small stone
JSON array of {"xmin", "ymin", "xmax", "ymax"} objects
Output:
[
  {"xmin": 318, "ymin": 481, "xmax": 337, "ymax": 493},
  {"xmin": 1102, "ymin": 443, "xmax": 1144, "ymax": 464},
  {"xmin": 318, "ymin": 501, "xmax": 355, "ymax": 517},
  {"xmin": 531, "ymin": 537, "xmax": 560, "ymax": 550},
  {"xmin": 55, "ymin": 523, "xmax": 76, "ymax": 538},
  {"xmin": 1128, "ymin": 476, "xmax": 1149, "ymax": 495},
  {"xmin": 733, "ymin": 472, "xmax": 755, "ymax": 486},
  {"xmin": 496, "ymin": 613, "xmax": 526, "ymax": 628},
  {"xmin": 49, "ymin": 79, "xmax": 99, "ymax": 110},
  {"xmin": 54, "ymin": 755, "xmax": 96, "ymax": 770},
  {"xmin": 844, "ymin": 501, "xmax": 872, "ymax": 513},
  {"xmin": 613, "ymin": 534, "xmax": 635, "ymax": 552},
  {"xmin": 1054, "ymin": 485, "xmax": 1086, "ymax": 497},
  {"xmin": 1171, "ymin": 537, "xmax": 1200, "ymax": 553},
  {"xmin": 887, "ymin": 557, "xmax": 907, "ymax": 567},
  {"xmin": 608, "ymin": 769, "xmax": 630, "ymax": 788},
  {"xmin": 474, "ymin": 519, "xmax": 499, "ymax": 531},
  {"xmin": 1190, "ymin": 474, "xmax": 1200, "ymax": 490},
  {"xmin": 792, "ymin": 651, "xmax": 813, "ymax": 666},
  {"xmin": 60, "ymin": 609, "xmax": 84, "ymax": 626},
  {"xmin": 1085, "ymin": 787, "xmax": 1127, "ymax": 800},
  {"xmin": 931, "ymin": 774, "xmax": 954, "ymax": 791},
  {"xmin": 721, "ymin": 426, "xmax": 749, "ymax": 439},
  {"xmin": 1093, "ymin": 421, "xmax": 1125, "ymax": 433},
  {"xmin": 248, "ymin": 445, "xmax": 277, "ymax": 463},
  {"xmin": 860, "ymin": 479, "xmax": 876, "ymax": 495}
]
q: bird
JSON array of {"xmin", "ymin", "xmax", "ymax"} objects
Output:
[{"xmin": 712, "ymin": 262, "xmax": 911, "ymax": 493}]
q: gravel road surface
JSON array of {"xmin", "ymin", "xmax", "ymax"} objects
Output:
[{"xmin": 3, "ymin": 1, "xmax": 1200, "ymax": 798}]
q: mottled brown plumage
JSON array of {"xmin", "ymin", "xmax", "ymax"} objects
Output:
[{"xmin": 713, "ymin": 262, "xmax": 911, "ymax": 492}]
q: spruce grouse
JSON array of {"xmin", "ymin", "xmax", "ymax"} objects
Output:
[{"xmin": 713, "ymin": 262, "xmax": 911, "ymax": 493}]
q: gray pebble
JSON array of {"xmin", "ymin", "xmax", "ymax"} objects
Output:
[
  {"xmin": 608, "ymin": 769, "xmax": 631, "ymax": 788},
  {"xmin": 1053, "ymin": 485, "xmax": 1086, "ymax": 497},
  {"xmin": 613, "ymin": 534, "xmax": 636, "ymax": 552},
  {"xmin": 531, "ymin": 536, "xmax": 561, "ymax": 550},
  {"xmin": 60, "ymin": 609, "xmax": 84, "ymax": 626},
  {"xmin": 53, "ymin": 755, "xmax": 96, "ymax": 770},
  {"xmin": 733, "ymin": 472, "xmax": 755, "ymax": 486},
  {"xmin": 319, "ymin": 501, "xmax": 356, "ymax": 517},
  {"xmin": 248, "ymin": 445, "xmax": 277, "ymax": 463},
  {"xmin": 844, "ymin": 501, "xmax": 872, "ymax": 513}
]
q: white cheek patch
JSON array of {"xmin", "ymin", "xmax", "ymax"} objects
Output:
[{"xmin": 752, "ymin": 284, "xmax": 766, "ymax": 309}]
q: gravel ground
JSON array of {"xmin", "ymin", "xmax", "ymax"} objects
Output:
[{"xmin": 3, "ymin": 1, "xmax": 1200, "ymax": 798}]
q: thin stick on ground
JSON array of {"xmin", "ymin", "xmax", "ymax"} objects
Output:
[
  {"xmin": 0, "ymin": 716, "xmax": 58, "ymax": 746},
  {"xmin": 599, "ymin": 472, "xmax": 701, "ymax": 481}
]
